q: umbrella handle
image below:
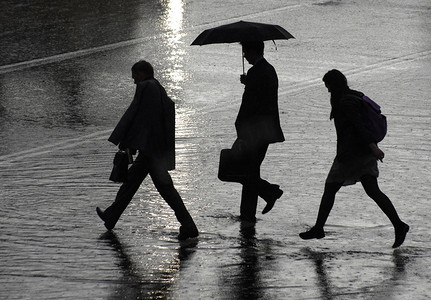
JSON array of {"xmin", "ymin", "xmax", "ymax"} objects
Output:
[{"xmin": 242, "ymin": 54, "xmax": 245, "ymax": 75}]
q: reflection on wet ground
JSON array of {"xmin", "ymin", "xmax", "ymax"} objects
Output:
[
  {"xmin": 1, "ymin": 0, "xmax": 430, "ymax": 298},
  {"xmin": 0, "ymin": 0, "xmax": 166, "ymax": 65},
  {"xmin": 301, "ymin": 247, "xmax": 414, "ymax": 299},
  {"xmin": 99, "ymin": 231, "xmax": 198, "ymax": 299}
]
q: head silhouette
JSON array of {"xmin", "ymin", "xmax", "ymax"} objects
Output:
[
  {"xmin": 322, "ymin": 69, "xmax": 349, "ymax": 94},
  {"xmin": 323, "ymin": 69, "xmax": 351, "ymax": 120},
  {"xmin": 241, "ymin": 41, "xmax": 264, "ymax": 65},
  {"xmin": 131, "ymin": 60, "xmax": 154, "ymax": 84}
]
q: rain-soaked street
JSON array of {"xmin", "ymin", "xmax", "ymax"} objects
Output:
[{"xmin": 1, "ymin": 0, "xmax": 430, "ymax": 299}]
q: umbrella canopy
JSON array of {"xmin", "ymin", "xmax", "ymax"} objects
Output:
[{"xmin": 191, "ymin": 20, "xmax": 294, "ymax": 45}]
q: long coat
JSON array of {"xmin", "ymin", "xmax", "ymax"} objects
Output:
[
  {"xmin": 235, "ymin": 58, "xmax": 285, "ymax": 145},
  {"xmin": 108, "ymin": 78, "xmax": 175, "ymax": 170}
]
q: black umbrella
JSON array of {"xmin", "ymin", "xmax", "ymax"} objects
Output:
[
  {"xmin": 191, "ymin": 20, "xmax": 294, "ymax": 45},
  {"xmin": 191, "ymin": 20, "xmax": 294, "ymax": 73}
]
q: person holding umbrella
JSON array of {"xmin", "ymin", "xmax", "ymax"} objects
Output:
[
  {"xmin": 235, "ymin": 41, "xmax": 285, "ymax": 223},
  {"xmin": 191, "ymin": 21, "xmax": 294, "ymax": 223}
]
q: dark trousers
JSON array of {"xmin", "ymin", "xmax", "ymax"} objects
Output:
[
  {"xmin": 105, "ymin": 153, "xmax": 196, "ymax": 228},
  {"xmin": 240, "ymin": 143, "xmax": 277, "ymax": 222}
]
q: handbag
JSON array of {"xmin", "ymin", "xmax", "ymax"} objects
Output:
[
  {"xmin": 109, "ymin": 150, "xmax": 132, "ymax": 183},
  {"xmin": 218, "ymin": 139, "xmax": 251, "ymax": 183}
]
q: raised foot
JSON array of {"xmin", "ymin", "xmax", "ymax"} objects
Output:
[{"xmin": 262, "ymin": 188, "xmax": 284, "ymax": 214}]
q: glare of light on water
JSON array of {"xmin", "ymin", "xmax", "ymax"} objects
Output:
[
  {"xmin": 165, "ymin": 0, "xmax": 184, "ymax": 33},
  {"xmin": 162, "ymin": 0, "xmax": 186, "ymax": 90}
]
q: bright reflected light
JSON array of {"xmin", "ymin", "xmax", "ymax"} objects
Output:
[
  {"xmin": 162, "ymin": 0, "xmax": 186, "ymax": 95},
  {"xmin": 165, "ymin": 0, "xmax": 184, "ymax": 33}
]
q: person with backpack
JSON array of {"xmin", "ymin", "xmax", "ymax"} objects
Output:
[{"xmin": 299, "ymin": 69, "xmax": 409, "ymax": 248}]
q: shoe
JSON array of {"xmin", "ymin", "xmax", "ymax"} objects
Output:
[
  {"xmin": 299, "ymin": 226, "xmax": 325, "ymax": 240},
  {"xmin": 178, "ymin": 224, "xmax": 199, "ymax": 241},
  {"xmin": 96, "ymin": 207, "xmax": 115, "ymax": 231},
  {"xmin": 262, "ymin": 188, "xmax": 283, "ymax": 214},
  {"xmin": 392, "ymin": 222, "xmax": 409, "ymax": 248}
]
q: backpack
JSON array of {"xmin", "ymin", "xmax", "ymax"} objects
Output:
[{"xmin": 361, "ymin": 95, "xmax": 387, "ymax": 143}]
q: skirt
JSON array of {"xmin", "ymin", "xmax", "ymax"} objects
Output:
[{"xmin": 326, "ymin": 154, "xmax": 379, "ymax": 186}]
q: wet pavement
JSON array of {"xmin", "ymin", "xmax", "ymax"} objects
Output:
[{"xmin": 1, "ymin": 0, "xmax": 430, "ymax": 299}]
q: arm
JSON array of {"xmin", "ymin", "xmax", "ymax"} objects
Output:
[
  {"xmin": 369, "ymin": 142, "xmax": 385, "ymax": 162},
  {"xmin": 108, "ymin": 83, "xmax": 146, "ymax": 146}
]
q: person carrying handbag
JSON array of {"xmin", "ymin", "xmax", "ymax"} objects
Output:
[
  {"xmin": 96, "ymin": 60, "xmax": 198, "ymax": 240},
  {"xmin": 229, "ymin": 41, "xmax": 285, "ymax": 223}
]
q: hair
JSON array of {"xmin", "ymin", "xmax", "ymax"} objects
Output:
[
  {"xmin": 131, "ymin": 60, "xmax": 154, "ymax": 78},
  {"xmin": 241, "ymin": 41, "xmax": 264, "ymax": 56},
  {"xmin": 323, "ymin": 69, "xmax": 349, "ymax": 120},
  {"xmin": 322, "ymin": 69, "xmax": 349, "ymax": 92}
]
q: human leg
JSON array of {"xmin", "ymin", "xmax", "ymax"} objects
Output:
[
  {"xmin": 240, "ymin": 179, "xmax": 259, "ymax": 223},
  {"xmin": 256, "ymin": 144, "xmax": 284, "ymax": 214},
  {"xmin": 315, "ymin": 182, "xmax": 342, "ymax": 228},
  {"xmin": 97, "ymin": 153, "xmax": 149, "ymax": 230},
  {"xmin": 360, "ymin": 175, "xmax": 409, "ymax": 248},
  {"xmin": 259, "ymin": 181, "xmax": 283, "ymax": 214},
  {"xmin": 240, "ymin": 143, "xmax": 268, "ymax": 222},
  {"xmin": 299, "ymin": 181, "xmax": 342, "ymax": 240},
  {"xmin": 149, "ymin": 159, "xmax": 198, "ymax": 239}
]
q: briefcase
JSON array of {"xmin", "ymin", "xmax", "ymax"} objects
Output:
[
  {"xmin": 109, "ymin": 150, "xmax": 130, "ymax": 183},
  {"xmin": 218, "ymin": 145, "xmax": 250, "ymax": 183}
]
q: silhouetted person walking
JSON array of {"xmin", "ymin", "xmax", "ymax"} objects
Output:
[
  {"xmin": 96, "ymin": 60, "xmax": 198, "ymax": 240},
  {"xmin": 235, "ymin": 41, "xmax": 285, "ymax": 223},
  {"xmin": 299, "ymin": 69, "xmax": 408, "ymax": 248}
]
